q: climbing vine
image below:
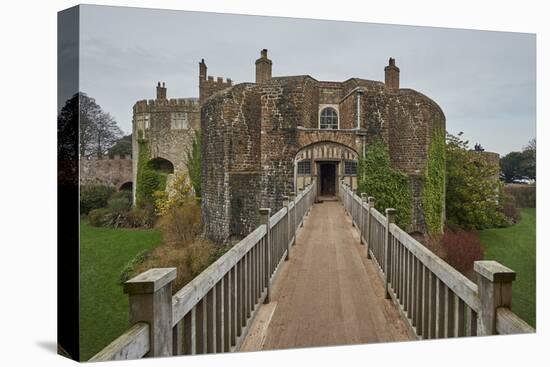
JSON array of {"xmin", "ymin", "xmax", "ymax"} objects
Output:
[
  {"xmin": 421, "ymin": 128, "xmax": 446, "ymax": 235},
  {"xmin": 357, "ymin": 140, "xmax": 412, "ymax": 229},
  {"xmin": 136, "ymin": 139, "xmax": 167, "ymax": 206}
]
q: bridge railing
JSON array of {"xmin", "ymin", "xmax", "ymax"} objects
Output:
[
  {"xmin": 340, "ymin": 181, "xmax": 534, "ymax": 339},
  {"xmin": 90, "ymin": 180, "xmax": 317, "ymax": 361}
]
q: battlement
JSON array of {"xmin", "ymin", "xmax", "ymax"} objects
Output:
[
  {"xmin": 205, "ymin": 75, "xmax": 233, "ymax": 86},
  {"xmin": 134, "ymin": 97, "xmax": 200, "ymax": 112},
  {"xmin": 82, "ymin": 154, "xmax": 132, "ymax": 161},
  {"xmin": 199, "ymin": 58, "xmax": 234, "ymax": 103}
]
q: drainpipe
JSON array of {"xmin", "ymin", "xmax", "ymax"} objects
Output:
[{"xmin": 356, "ymin": 89, "xmax": 364, "ymax": 129}]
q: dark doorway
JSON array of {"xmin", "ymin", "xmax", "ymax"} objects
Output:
[{"xmin": 320, "ymin": 163, "xmax": 336, "ymax": 196}]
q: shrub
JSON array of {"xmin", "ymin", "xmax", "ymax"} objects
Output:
[
  {"xmin": 153, "ymin": 171, "xmax": 193, "ymax": 216},
  {"xmin": 358, "ymin": 140, "xmax": 412, "ymax": 228},
  {"xmin": 441, "ymin": 228, "xmax": 484, "ymax": 273},
  {"xmin": 157, "ymin": 201, "xmax": 202, "ymax": 247},
  {"xmin": 110, "ymin": 190, "xmax": 132, "ymax": 202},
  {"xmin": 119, "ymin": 249, "xmax": 151, "ymax": 284},
  {"xmin": 108, "ymin": 197, "xmax": 131, "ymax": 215},
  {"xmin": 136, "ymin": 140, "xmax": 167, "ymax": 206},
  {"xmin": 504, "ymin": 184, "xmax": 536, "ymax": 208},
  {"xmin": 446, "ymin": 133, "xmax": 508, "ymax": 229},
  {"xmin": 134, "ymin": 238, "xmax": 215, "ymax": 292},
  {"xmin": 123, "ymin": 205, "xmax": 156, "ymax": 228},
  {"xmin": 500, "ymin": 190, "xmax": 520, "ymax": 223},
  {"xmin": 88, "ymin": 208, "xmax": 115, "ymax": 227},
  {"xmin": 80, "ymin": 185, "xmax": 115, "ymax": 215}
]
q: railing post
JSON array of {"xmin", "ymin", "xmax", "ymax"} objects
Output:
[
  {"xmin": 290, "ymin": 192, "xmax": 296, "ymax": 244},
  {"xmin": 366, "ymin": 196, "xmax": 375, "ymax": 259},
  {"xmin": 384, "ymin": 208, "xmax": 397, "ymax": 299},
  {"xmin": 300, "ymin": 188, "xmax": 305, "ymax": 227},
  {"xmin": 283, "ymin": 195, "xmax": 290, "ymax": 261},
  {"xmin": 260, "ymin": 208, "xmax": 272, "ymax": 304},
  {"xmin": 124, "ymin": 268, "xmax": 176, "ymax": 357},
  {"xmin": 474, "ymin": 261, "xmax": 516, "ymax": 335},
  {"xmin": 360, "ymin": 193, "xmax": 367, "ymax": 243}
]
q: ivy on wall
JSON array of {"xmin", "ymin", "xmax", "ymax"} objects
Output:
[
  {"xmin": 358, "ymin": 140, "xmax": 412, "ymax": 228},
  {"xmin": 421, "ymin": 129, "xmax": 446, "ymax": 235},
  {"xmin": 136, "ymin": 139, "xmax": 167, "ymax": 206}
]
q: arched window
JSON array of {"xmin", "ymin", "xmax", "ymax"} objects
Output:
[{"xmin": 319, "ymin": 107, "xmax": 338, "ymax": 129}]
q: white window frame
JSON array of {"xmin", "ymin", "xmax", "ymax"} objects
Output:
[
  {"xmin": 318, "ymin": 104, "xmax": 339, "ymax": 130},
  {"xmin": 297, "ymin": 160, "xmax": 312, "ymax": 176},
  {"xmin": 171, "ymin": 112, "xmax": 188, "ymax": 130}
]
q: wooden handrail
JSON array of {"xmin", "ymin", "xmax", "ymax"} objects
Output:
[
  {"xmin": 91, "ymin": 179, "xmax": 317, "ymax": 361},
  {"xmin": 495, "ymin": 307, "xmax": 535, "ymax": 335},
  {"xmin": 339, "ymin": 181, "xmax": 533, "ymax": 339},
  {"xmin": 89, "ymin": 323, "xmax": 150, "ymax": 361}
]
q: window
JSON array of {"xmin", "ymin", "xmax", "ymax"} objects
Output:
[
  {"xmin": 171, "ymin": 112, "xmax": 188, "ymax": 129},
  {"xmin": 135, "ymin": 113, "xmax": 150, "ymax": 130},
  {"xmin": 344, "ymin": 160, "xmax": 357, "ymax": 175},
  {"xmin": 319, "ymin": 107, "xmax": 338, "ymax": 129},
  {"xmin": 297, "ymin": 160, "xmax": 312, "ymax": 175}
]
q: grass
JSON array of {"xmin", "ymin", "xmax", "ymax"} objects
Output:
[
  {"xmin": 478, "ymin": 208, "xmax": 536, "ymax": 328},
  {"xmin": 79, "ymin": 220, "xmax": 162, "ymax": 361}
]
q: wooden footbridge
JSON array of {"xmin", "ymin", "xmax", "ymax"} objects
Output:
[{"xmin": 91, "ymin": 180, "xmax": 534, "ymax": 361}]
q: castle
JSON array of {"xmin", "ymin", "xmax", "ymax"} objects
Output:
[{"xmin": 132, "ymin": 49, "xmax": 446, "ymax": 244}]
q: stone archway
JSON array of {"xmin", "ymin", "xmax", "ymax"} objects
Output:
[
  {"xmin": 119, "ymin": 181, "xmax": 133, "ymax": 191},
  {"xmin": 147, "ymin": 157, "xmax": 174, "ymax": 174},
  {"xmin": 294, "ymin": 140, "xmax": 359, "ymax": 196}
]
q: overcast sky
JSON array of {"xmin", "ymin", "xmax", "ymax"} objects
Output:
[{"xmin": 77, "ymin": 5, "xmax": 535, "ymax": 155}]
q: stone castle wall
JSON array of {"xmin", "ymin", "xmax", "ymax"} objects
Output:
[
  {"xmin": 131, "ymin": 87, "xmax": 200, "ymax": 201},
  {"xmin": 201, "ymin": 53, "xmax": 446, "ymax": 242},
  {"xmin": 80, "ymin": 156, "xmax": 132, "ymax": 189}
]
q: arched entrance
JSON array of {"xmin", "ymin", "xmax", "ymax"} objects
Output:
[
  {"xmin": 146, "ymin": 157, "xmax": 174, "ymax": 174},
  {"xmin": 119, "ymin": 181, "xmax": 133, "ymax": 191},
  {"xmin": 294, "ymin": 141, "xmax": 358, "ymax": 197}
]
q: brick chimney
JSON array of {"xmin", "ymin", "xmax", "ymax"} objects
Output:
[
  {"xmin": 384, "ymin": 58, "xmax": 400, "ymax": 91},
  {"xmin": 156, "ymin": 82, "xmax": 167, "ymax": 99},
  {"xmin": 255, "ymin": 49, "xmax": 272, "ymax": 84},
  {"xmin": 199, "ymin": 58, "xmax": 207, "ymax": 81}
]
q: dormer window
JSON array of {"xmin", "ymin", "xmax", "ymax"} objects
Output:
[{"xmin": 319, "ymin": 107, "xmax": 338, "ymax": 129}]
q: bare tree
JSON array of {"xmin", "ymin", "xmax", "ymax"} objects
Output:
[{"xmin": 78, "ymin": 93, "xmax": 122, "ymax": 158}]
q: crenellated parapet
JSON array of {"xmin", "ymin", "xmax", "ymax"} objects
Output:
[{"xmin": 199, "ymin": 58, "xmax": 233, "ymax": 104}]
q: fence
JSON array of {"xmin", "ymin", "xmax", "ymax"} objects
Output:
[
  {"xmin": 340, "ymin": 181, "xmax": 534, "ymax": 339},
  {"xmin": 90, "ymin": 180, "xmax": 317, "ymax": 361}
]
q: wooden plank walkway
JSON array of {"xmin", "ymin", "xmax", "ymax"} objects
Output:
[{"xmin": 241, "ymin": 200, "xmax": 412, "ymax": 352}]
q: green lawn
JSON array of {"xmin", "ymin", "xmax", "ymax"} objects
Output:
[
  {"xmin": 478, "ymin": 208, "xmax": 536, "ymax": 327},
  {"xmin": 80, "ymin": 221, "xmax": 161, "ymax": 361}
]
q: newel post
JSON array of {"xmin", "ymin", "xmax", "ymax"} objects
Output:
[
  {"xmin": 365, "ymin": 197, "xmax": 375, "ymax": 259},
  {"xmin": 474, "ymin": 261, "xmax": 516, "ymax": 335},
  {"xmin": 360, "ymin": 193, "xmax": 367, "ymax": 244},
  {"xmin": 384, "ymin": 208, "xmax": 397, "ymax": 299},
  {"xmin": 260, "ymin": 208, "xmax": 272, "ymax": 304},
  {"xmin": 124, "ymin": 268, "xmax": 177, "ymax": 357},
  {"xmin": 283, "ymin": 195, "xmax": 290, "ymax": 261}
]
